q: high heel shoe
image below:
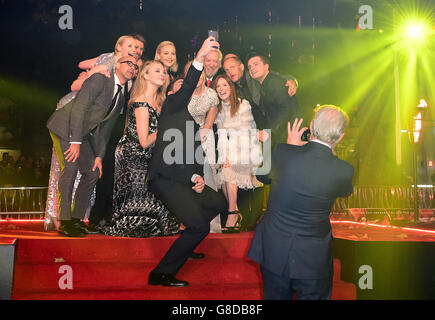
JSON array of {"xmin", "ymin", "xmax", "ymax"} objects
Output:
[{"xmin": 222, "ymin": 210, "xmax": 242, "ymax": 234}]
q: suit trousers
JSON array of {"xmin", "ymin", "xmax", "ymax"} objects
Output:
[
  {"xmin": 89, "ymin": 113, "xmax": 125, "ymax": 225},
  {"xmin": 260, "ymin": 265, "xmax": 332, "ymax": 300},
  {"xmin": 149, "ymin": 175, "xmax": 227, "ymax": 275},
  {"xmin": 50, "ymin": 132, "xmax": 100, "ymax": 221}
]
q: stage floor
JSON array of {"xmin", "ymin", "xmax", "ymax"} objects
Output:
[{"xmin": 1, "ymin": 219, "xmax": 434, "ymax": 300}]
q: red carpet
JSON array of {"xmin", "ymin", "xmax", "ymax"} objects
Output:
[{"xmin": 0, "ymin": 220, "xmax": 356, "ymax": 300}]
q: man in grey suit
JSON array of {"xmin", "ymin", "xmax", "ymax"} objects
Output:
[
  {"xmin": 46, "ymin": 55, "xmax": 137, "ymax": 237},
  {"xmin": 248, "ymin": 105, "xmax": 354, "ymax": 299}
]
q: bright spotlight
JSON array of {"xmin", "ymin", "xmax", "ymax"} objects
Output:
[
  {"xmin": 402, "ymin": 21, "xmax": 430, "ymax": 42},
  {"xmin": 409, "ymin": 25, "xmax": 422, "ymax": 38}
]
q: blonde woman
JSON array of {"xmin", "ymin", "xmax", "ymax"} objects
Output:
[
  {"xmin": 154, "ymin": 40, "xmax": 178, "ymax": 82},
  {"xmin": 103, "ymin": 60, "xmax": 179, "ymax": 237}
]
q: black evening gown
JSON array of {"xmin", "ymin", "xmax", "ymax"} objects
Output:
[{"xmin": 103, "ymin": 102, "xmax": 179, "ymax": 237}]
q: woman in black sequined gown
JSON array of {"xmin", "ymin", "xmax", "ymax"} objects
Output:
[{"xmin": 103, "ymin": 60, "xmax": 179, "ymax": 237}]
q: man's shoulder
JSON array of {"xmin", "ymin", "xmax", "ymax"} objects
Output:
[
  {"xmin": 83, "ymin": 72, "xmax": 112, "ymax": 89},
  {"xmin": 273, "ymin": 142, "xmax": 303, "ymax": 155},
  {"xmin": 265, "ymin": 71, "xmax": 286, "ymax": 86}
]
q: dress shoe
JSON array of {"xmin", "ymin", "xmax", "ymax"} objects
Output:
[
  {"xmin": 74, "ymin": 220, "xmax": 101, "ymax": 234},
  {"xmin": 58, "ymin": 222, "xmax": 85, "ymax": 237},
  {"xmin": 148, "ymin": 272, "xmax": 189, "ymax": 287},
  {"xmin": 189, "ymin": 252, "xmax": 205, "ymax": 259}
]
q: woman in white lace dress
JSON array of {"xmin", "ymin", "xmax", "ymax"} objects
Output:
[{"xmin": 213, "ymin": 74, "xmax": 263, "ymax": 233}]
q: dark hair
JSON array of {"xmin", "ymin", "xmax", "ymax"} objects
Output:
[
  {"xmin": 212, "ymin": 74, "xmax": 241, "ymax": 117},
  {"xmin": 246, "ymin": 52, "xmax": 269, "ymax": 65},
  {"xmin": 129, "ymin": 33, "xmax": 146, "ymax": 46}
]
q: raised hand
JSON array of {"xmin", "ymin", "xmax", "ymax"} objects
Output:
[
  {"xmin": 196, "ymin": 37, "xmax": 220, "ymax": 64},
  {"xmin": 287, "ymin": 118, "xmax": 308, "ymax": 146}
]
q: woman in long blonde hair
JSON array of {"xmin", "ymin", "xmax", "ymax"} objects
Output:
[{"xmin": 103, "ymin": 60, "xmax": 179, "ymax": 238}]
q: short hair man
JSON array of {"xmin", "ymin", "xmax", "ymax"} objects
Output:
[
  {"xmin": 47, "ymin": 56, "xmax": 137, "ymax": 237},
  {"xmin": 249, "ymin": 105, "xmax": 354, "ymax": 300},
  {"xmin": 129, "ymin": 33, "xmax": 145, "ymax": 59},
  {"xmin": 223, "ymin": 53, "xmax": 298, "ymax": 105},
  {"xmin": 247, "ymin": 52, "xmax": 300, "ymax": 147}
]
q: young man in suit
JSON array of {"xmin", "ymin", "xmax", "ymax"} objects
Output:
[
  {"xmin": 46, "ymin": 55, "xmax": 137, "ymax": 237},
  {"xmin": 249, "ymin": 105, "xmax": 354, "ymax": 300},
  {"xmin": 247, "ymin": 52, "xmax": 301, "ymax": 148},
  {"xmin": 147, "ymin": 37, "xmax": 227, "ymax": 287}
]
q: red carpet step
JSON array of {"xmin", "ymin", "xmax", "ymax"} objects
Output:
[{"xmin": 1, "ymin": 220, "xmax": 356, "ymax": 300}]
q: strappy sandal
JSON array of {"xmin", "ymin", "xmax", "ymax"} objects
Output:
[{"xmin": 222, "ymin": 210, "xmax": 242, "ymax": 234}]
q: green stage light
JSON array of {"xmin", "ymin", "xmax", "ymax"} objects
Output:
[
  {"xmin": 409, "ymin": 25, "xmax": 422, "ymax": 38},
  {"xmin": 402, "ymin": 20, "xmax": 430, "ymax": 42}
]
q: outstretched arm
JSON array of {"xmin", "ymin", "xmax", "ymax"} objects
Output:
[
  {"xmin": 71, "ymin": 65, "xmax": 111, "ymax": 92},
  {"xmin": 78, "ymin": 57, "xmax": 99, "ymax": 70}
]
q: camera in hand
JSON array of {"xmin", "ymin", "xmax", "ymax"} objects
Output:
[
  {"xmin": 301, "ymin": 129, "xmax": 311, "ymax": 142},
  {"xmin": 208, "ymin": 30, "xmax": 219, "ymax": 48}
]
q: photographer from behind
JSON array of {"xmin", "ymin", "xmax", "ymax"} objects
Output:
[{"xmin": 248, "ymin": 105, "xmax": 354, "ymax": 300}]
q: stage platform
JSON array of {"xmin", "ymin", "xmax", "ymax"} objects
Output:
[
  {"xmin": 1, "ymin": 219, "xmax": 435, "ymax": 300},
  {"xmin": 0, "ymin": 220, "xmax": 357, "ymax": 300}
]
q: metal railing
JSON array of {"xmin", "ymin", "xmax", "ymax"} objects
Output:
[
  {"xmin": 333, "ymin": 185, "xmax": 434, "ymax": 212},
  {"xmin": 0, "ymin": 187, "xmax": 47, "ymax": 219},
  {"xmin": 0, "ymin": 185, "xmax": 433, "ymax": 221}
]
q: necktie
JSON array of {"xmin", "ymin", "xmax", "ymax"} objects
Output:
[
  {"xmin": 104, "ymin": 84, "xmax": 122, "ymax": 119},
  {"xmin": 206, "ymin": 79, "xmax": 211, "ymax": 87},
  {"xmin": 122, "ymin": 82, "xmax": 130, "ymax": 114}
]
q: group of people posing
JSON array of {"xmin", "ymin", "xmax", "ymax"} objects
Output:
[
  {"xmin": 46, "ymin": 34, "xmax": 354, "ymax": 298},
  {"xmin": 46, "ymin": 33, "xmax": 299, "ymax": 238}
]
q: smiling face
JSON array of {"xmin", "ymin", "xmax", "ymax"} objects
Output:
[
  {"xmin": 247, "ymin": 56, "xmax": 269, "ymax": 83},
  {"xmin": 156, "ymin": 44, "xmax": 176, "ymax": 70},
  {"xmin": 215, "ymin": 77, "xmax": 232, "ymax": 103},
  {"xmin": 133, "ymin": 39, "xmax": 144, "ymax": 59},
  {"xmin": 223, "ymin": 58, "xmax": 244, "ymax": 83},
  {"xmin": 116, "ymin": 37, "xmax": 137, "ymax": 58},
  {"xmin": 204, "ymin": 50, "xmax": 220, "ymax": 78}
]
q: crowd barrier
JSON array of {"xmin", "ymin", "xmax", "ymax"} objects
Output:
[
  {"xmin": 0, "ymin": 187, "xmax": 47, "ymax": 219},
  {"xmin": 0, "ymin": 185, "xmax": 433, "ymax": 221}
]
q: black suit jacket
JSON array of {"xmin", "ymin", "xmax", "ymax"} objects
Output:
[
  {"xmin": 256, "ymin": 72, "xmax": 300, "ymax": 146},
  {"xmin": 248, "ymin": 142, "xmax": 353, "ymax": 279},
  {"xmin": 46, "ymin": 73, "xmax": 124, "ymax": 158},
  {"xmin": 149, "ymin": 63, "xmax": 204, "ymax": 184}
]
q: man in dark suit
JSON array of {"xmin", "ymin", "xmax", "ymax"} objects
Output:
[
  {"xmin": 223, "ymin": 53, "xmax": 300, "ymax": 231},
  {"xmin": 248, "ymin": 105, "xmax": 354, "ymax": 300},
  {"xmin": 147, "ymin": 37, "xmax": 227, "ymax": 287},
  {"xmin": 46, "ymin": 55, "xmax": 137, "ymax": 237},
  {"xmin": 88, "ymin": 57, "xmax": 144, "ymax": 230},
  {"xmin": 247, "ymin": 52, "xmax": 301, "ymax": 148}
]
